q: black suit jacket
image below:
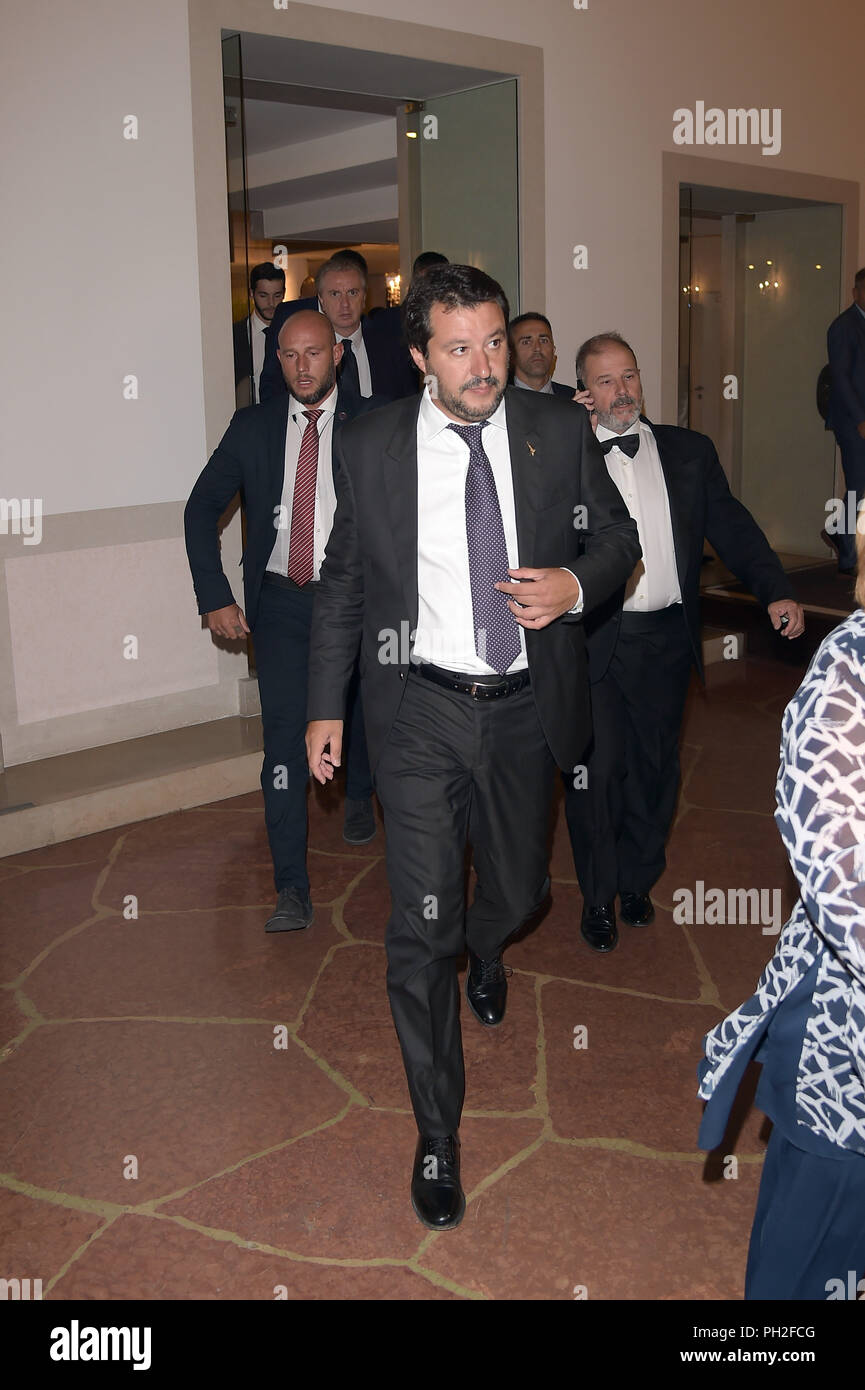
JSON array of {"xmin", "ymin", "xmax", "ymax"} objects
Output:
[
  {"xmin": 551, "ymin": 380, "xmax": 575, "ymax": 398},
  {"xmin": 827, "ymin": 303, "xmax": 865, "ymax": 435},
  {"xmin": 584, "ymin": 419, "xmax": 795, "ymax": 683},
  {"xmin": 259, "ymin": 303, "xmax": 416, "ymax": 403},
  {"xmin": 306, "ymin": 387, "xmax": 641, "ymax": 773},
  {"xmin": 184, "ymin": 388, "xmax": 376, "ymax": 630}
]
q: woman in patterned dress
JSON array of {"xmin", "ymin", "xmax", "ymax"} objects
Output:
[{"xmin": 698, "ymin": 526, "xmax": 865, "ymax": 1300}]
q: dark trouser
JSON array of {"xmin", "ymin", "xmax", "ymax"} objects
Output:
[
  {"xmin": 374, "ymin": 672, "xmax": 556, "ymax": 1137},
  {"xmin": 833, "ymin": 428, "xmax": 865, "ymax": 569},
  {"xmin": 253, "ymin": 577, "xmax": 373, "ymax": 896},
  {"xmin": 563, "ymin": 606, "xmax": 693, "ymax": 904},
  {"xmin": 745, "ymin": 1128, "xmax": 865, "ymax": 1300}
]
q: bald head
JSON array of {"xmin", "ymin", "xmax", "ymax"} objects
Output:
[{"xmin": 277, "ymin": 309, "xmax": 342, "ymax": 405}]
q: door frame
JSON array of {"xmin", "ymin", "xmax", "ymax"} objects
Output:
[
  {"xmin": 188, "ymin": 0, "xmax": 544, "ymax": 451},
  {"xmin": 662, "ymin": 151, "xmax": 859, "ymax": 494}
]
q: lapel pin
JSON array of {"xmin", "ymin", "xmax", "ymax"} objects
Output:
[{"xmin": 527, "ymin": 441, "xmax": 536, "ymax": 457}]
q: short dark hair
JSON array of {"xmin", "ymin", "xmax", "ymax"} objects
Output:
[
  {"xmin": 855, "ymin": 267, "xmax": 865, "ymax": 288},
  {"xmin": 315, "ymin": 252, "xmax": 368, "ymax": 294},
  {"xmin": 402, "ymin": 263, "xmax": 510, "ymax": 355},
  {"xmin": 509, "ymin": 311, "xmax": 553, "ymax": 341},
  {"xmin": 575, "ymin": 331, "xmax": 637, "ymax": 384},
  {"xmin": 412, "ymin": 251, "xmax": 449, "ymax": 275},
  {"xmin": 250, "ymin": 262, "xmax": 285, "ymax": 292}
]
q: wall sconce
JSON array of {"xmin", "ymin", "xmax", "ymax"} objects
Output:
[{"xmin": 385, "ymin": 273, "xmax": 402, "ymax": 307}]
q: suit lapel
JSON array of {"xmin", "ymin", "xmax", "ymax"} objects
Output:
[
  {"xmin": 384, "ymin": 399, "xmax": 422, "ymax": 631},
  {"xmin": 647, "ymin": 420, "xmax": 692, "ymax": 587},
  {"xmin": 504, "ymin": 388, "xmax": 543, "ymax": 566},
  {"xmin": 266, "ymin": 397, "xmax": 291, "ymax": 515}
]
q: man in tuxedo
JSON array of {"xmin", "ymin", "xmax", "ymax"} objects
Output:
[
  {"xmin": 185, "ymin": 311, "xmax": 378, "ymax": 935},
  {"xmin": 565, "ymin": 333, "xmax": 805, "ymax": 953},
  {"xmin": 233, "ymin": 262, "xmax": 286, "ymax": 406},
  {"xmin": 508, "ymin": 312, "xmax": 573, "ymax": 397},
  {"xmin": 305, "ymin": 266, "xmax": 640, "ymax": 1229},
  {"xmin": 259, "ymin": 251, "xmax": 416, "ymax": 404},
  {"xmin": 826, "ymin": 268, "xmax": 865, "ymax": 573}
]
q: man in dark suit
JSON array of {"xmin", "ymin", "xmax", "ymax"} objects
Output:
[
  {"xmin": 565, "ymin": 332, "xmax": 805, "ymax": 953},
  {"xmin": 826, "ymin": 268, "xmax": 865, "ymax": 573},
  {"xmin": 259, "ymin": 251, "xmax": 416, "ymax": 404},
  {"xmin": 185, "ymin": 311, "xmax": 378, "ymax": 935},
  {"xmin": 508, "ymin": 312, "xmax": 574, "ymax": 397},
  {"xmin": 232, "ymin": 262, "xmax": 286, "ymax": 407},
  {"xmin": 305, "ymin": 267, "xmax": 640, "ymax": 1229}
]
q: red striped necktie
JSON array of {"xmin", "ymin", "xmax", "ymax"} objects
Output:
[{"xmin": 287, "ymin": 408, "xmax": 323, "ymax": 585}]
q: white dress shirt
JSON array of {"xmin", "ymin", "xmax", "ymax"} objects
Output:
[
  {"xmin": 266, "ymin": 387, "xmax": 338, "ymax": 581},
  {"xmin": 596, "ymin": 419, "xmax": 682, "ymax": 612},
  {"xmin": 413, "ymin": 388, "xmax": 583, "ymax": 673},
  {"xmin": 337, "ymin": 322, "xmax": 372, "ymax": 398},
  {"xmin": 249, "ymin": 311, "xmax": 269, "ymax": 395}
]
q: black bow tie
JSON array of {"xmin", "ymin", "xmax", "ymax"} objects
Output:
[{"xmin": 599, "ymin": 433, "xmax": 640, "ymax": 458}]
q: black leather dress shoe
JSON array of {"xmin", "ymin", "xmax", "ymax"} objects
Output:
[
  {"xmin": 264, "ymin": 887, "xmax": 313, "ymax": 933},
  {"xmin": 343, "ymin": 796, "xmax": 377, "ymax": 844},
  {"xmin": 580, "ymin": 901, "xmax": 618, "ymax": 952},
  {"xmin": 411, "ymin": 1133, "xmax": 465, "ymax": 1230},
  {"xmin": 466, "ymin": 949, "xmax": 510, "ymax": 1026},
  {"xmin": 619, "ymin": 892, "xmax": 655, "ymax": 926}
]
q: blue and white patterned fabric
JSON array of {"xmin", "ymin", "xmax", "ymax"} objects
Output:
[{"xmin": 699, "ymin": 608, "xmax": 865, "ymax": 1155}]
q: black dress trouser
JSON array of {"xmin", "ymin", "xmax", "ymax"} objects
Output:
[
  {"xmin": 564, "ymin": 606, "xmax": 694, "ymax": 904},
  {"xmin": 374, "ymin": 671, "xmax": 556, "ymax": 1137}
]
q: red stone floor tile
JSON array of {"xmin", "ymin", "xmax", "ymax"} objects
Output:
[
  {"xmin": 342, "ymin": 856, "xmax": 391, "ymax": 943},
  {"xmin": 542, "ymin": 978, "xmax": 724, "ymax": 1151},
  {"xmin": 0, "ymin": 863, "xmax": 105, "ymax": 982},
  {"xmin": 0, "ymin": 991, "xmax": 31, "ymax": 1050},
  {"xmin": 0, "ymin": 1188, "xmax": 104, "ymax": 1287},
  {"xmin": 422, "ymin": 1141, "xmax": 762, "ymax": 1300},
  {"xmin": 507, "ymin": 890, "xmax": 703, "ymax": 1002},
  {"xmin": 168, "ymin": 1108, "xmax": 542, "ymax": 1263},
  {"xmin": 3, "ymin": 827, "xmax": 123, "ymax": 869},
  {"xmin": 51, "ymin": 1213, "xmax": 460, "ymax": 1299},
  {"xmin": 0, "ymin": 1021, "xmax": 347, "ymax": 1203},
  {"xmin": 683, "ymin": 739, "xmax": 782, "ymax": 815},
  {"xmin": 23, "ymin": 905, "xmax": 341, "ymax": 1024}
]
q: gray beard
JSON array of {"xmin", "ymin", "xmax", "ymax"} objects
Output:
[{"xmin": 595, "ymin": 403, "xmax": 640, "ymax": 433}]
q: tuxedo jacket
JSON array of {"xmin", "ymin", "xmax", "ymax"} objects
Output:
[
  {"xmin": 827, "ymin": 303, "xmax": 865, "ymax": 435},
  {"xmin": 183, "ymin": 388, "xmax": 377, "ymax": 630},
  {"xmin": 258, "ymin": 302, "xmax": 417, "ymax": 403},
  {"xmin": 585, "ymin": 418, "xmax": 795, "ymax": 683},
  {"xmin": 306, "ymin": 387, "xmax": 641, "ymax": 773}
]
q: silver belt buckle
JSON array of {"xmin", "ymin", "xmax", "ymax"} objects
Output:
[{"xmin": 469, "ymin": 680, "xmax": 482, "ymax": 698}]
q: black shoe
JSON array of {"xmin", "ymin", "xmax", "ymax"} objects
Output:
[
  {"xmin": 466, "ymin": 949, "xmax": 511, "ymax": 1026},
  {"xmin": 343, "ymin": 796, "xmax": 376, "ymax": 844},
  {"xmin": 580, "ymin": 901, "xmax": 618, "ymax": 952},
  {"xmin": 619, "ymin": 892, "xmax": 655, "ymax": 927},
  {"xmin": 410, "ymin": 1133, "xmax": 465, "ymax": 1230},
  {"xmin": 264, "ymin": 887, "xmax": 314, "ymax": 933}
]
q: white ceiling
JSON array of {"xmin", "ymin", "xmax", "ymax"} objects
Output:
[{"xmin": 241, "ymin": 99, "xmax": 386, "ymax": 155}]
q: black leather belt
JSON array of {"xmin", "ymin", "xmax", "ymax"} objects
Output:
[
  {"xmin": 262, "ymin": 572, "xmax": 319, "ymax": 591},
  {"xmin": 410, "ymin": 661, "xmax": 531, "ymax": 699}
]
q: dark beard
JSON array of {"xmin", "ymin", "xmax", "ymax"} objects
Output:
[
  {"xmin": 294, "ymin": 366, "xmax": 336, "ymax": 406},
  {"xmin": 435, "ymin": 374, "xmax": 506, "ymax": 422}
]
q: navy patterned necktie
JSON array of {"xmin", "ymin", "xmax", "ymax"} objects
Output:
[
  {"xmin": 338, "ymin": 338, "xmax": 361, "ymax": 399},
  {"xmin": 448, "ymin": 421, "xmax": 522, "ymax": 675}
]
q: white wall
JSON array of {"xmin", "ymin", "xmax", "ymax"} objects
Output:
[{"xmin": 2, "ymin": 0, "xmax": 864, "ymax": 767}]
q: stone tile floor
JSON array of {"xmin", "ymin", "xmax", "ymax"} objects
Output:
[{"xmin": 0, "ymin": 656, "xmax": 804, "ymax": 1300}]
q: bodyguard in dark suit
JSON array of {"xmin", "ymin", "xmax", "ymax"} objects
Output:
[
  {"xmin": 508, "ymin": 312, "xmax": 574, "ymax": 397},
  {"xmin": 826, "ymin": 268, "xmax": 865, "ymax": 572},
  {"xmin": 305, "ymin": 267, "xmax": 640, "ymax": 1229},
  {"xmin": 259, "ymin": 251, "xmax": 417, "ymax": 404},
  {"xmin": 185, "ymin": 311, "xmax": 378, "ymax": 934},
  {"xmin": 232, "ymin": 262, "xmax": 286, "ymax": 407},
  {"xmin": 565, "ymin": 333, "xmax": 805, "ymax": 953}
]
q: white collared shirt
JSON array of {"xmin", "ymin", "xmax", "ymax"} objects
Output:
[
  {"xmin": 249, "ymin": 311, "xmax": 269, "ymax": 393},
  {"xmin": 266, "ymin": 387, "xmax": 338, "ymax": 580},
  {"xmin": 596, "ymin": 419, "xmax": 682, "ymax": 612},
  {"xmin": 337, "ymin": 322, "xmax": 372, "ymax": 398},
  {"xmin": 514, "ymin": 373, "xmax": 554, "ymax": 395}
]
